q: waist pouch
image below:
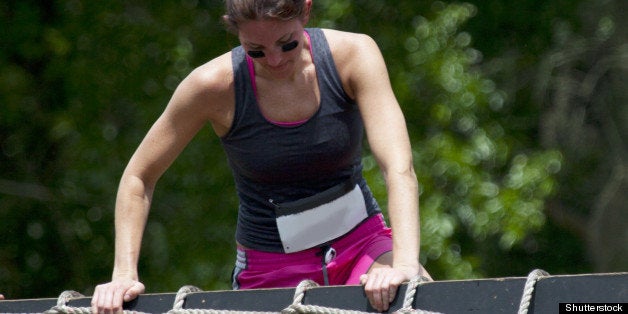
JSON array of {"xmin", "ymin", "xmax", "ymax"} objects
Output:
[{"xmin": 273, "ymin": 178, "xmax": 368, "ymax": 253}]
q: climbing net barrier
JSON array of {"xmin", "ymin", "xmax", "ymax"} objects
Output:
[{"xmin": 42, "ymin": 269, "xmax": 549, "ymax": 314}]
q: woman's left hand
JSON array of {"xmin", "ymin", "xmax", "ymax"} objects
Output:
[{"xmin": 360, "ymin": 265, "xmax": 417, "ymax": 312}]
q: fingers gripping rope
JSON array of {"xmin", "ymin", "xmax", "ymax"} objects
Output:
[
  {"xmin": 282, "ymin": 277, "xmax": 441, "ymax": 314},
  {"xmin": 45, "ymin": 290, "xmax": 150, "ymax": 314},
  {"xmin": 517, "ymin": 269, "xmax": 549, "ymax": 314}
]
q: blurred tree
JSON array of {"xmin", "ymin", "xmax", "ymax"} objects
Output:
[
  {"xmin": 534, "ymin": 0, "xmax": 628, "ymax": 272},
  {"xmin": 458, "ymin": 0, "xmax": 627, "ymax": 274},
  {"xmin": 1, "ymin": 0, "xmax": 238, "ymax": 297}
]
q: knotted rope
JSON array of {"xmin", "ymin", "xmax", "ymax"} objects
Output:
[
  {"xmin": 396, "ymin": 276, "xmax": 435, "ymax": 314},
  {"xmin": 170, "ymin": 285, "xmax": 202, "ymax": 313},
  {"xmin": 44, "ymin": 276, "xmax": 438, "ymax": 314},
  {"xmin": 167, "ymin": 284, "xmax": 275, "ymax": 314},
  {"xmin": 280, "ymin": 278, "xmax": 439, "ymax": 314},
  {"xmin": 517, "ymin": 269, "xmax": 549, "ymax": 314},
  {"xmin": 44, "ymin": 290, "xmax": 90, "ymax": 314}
]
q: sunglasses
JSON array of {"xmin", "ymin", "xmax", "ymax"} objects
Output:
[{"xmin": 247, "ymin": 40, "xmax": 300, "ymax": 59}]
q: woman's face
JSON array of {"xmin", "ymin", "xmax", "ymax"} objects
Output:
[{"xmin": 238, "ymin": 18, "xmax": 306, "ymax": 79}]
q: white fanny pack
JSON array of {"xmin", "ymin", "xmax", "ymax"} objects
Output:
[{"xmin": 273, "ymin": 179, "xmax": 368, "ymax": 253}]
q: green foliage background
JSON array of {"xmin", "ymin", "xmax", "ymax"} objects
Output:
[{"xmin": 1, "ymin": 0, "xmax": 625, "ymax": 298}]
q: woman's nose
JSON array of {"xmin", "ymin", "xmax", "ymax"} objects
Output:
[{"xmin": 264, "ymin": 48, "xmax": 283, "ymax": 66}]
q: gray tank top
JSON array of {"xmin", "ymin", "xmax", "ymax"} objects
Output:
[{"xmin": 221, "ymin": 28, "xmax": 381, "ymax": 252}]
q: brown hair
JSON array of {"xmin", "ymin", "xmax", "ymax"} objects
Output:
[{"xmin": 223, "ymin": 0, "xmax": 307, "ymax": 33}]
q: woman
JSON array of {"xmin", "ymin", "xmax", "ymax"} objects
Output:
[{"xmin": 91, "ymin": 0, "xmax": 430, "ymax": 313}]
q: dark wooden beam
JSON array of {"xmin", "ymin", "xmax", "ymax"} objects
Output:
[{"xmin": 0, "ymin": 272, "xmax": 625, "ymax": 313}]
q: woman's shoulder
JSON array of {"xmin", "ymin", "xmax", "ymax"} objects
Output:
[
  {"xmin": 173, "ymin": 51, "xmax": 235, "ymax": 135},
  {"xmin": 186, "ymin": 51, "xmax": 234, "ymax": 94},
  {"xmin": 318, "ymin": 29, "xmax": 383, "ymax": 98},
  {"xmin": 319, "ymin": 29, "xmax": 381, "ymax": 68},
  {"xmin": 320, "ymin": 28, "xmax": 378, "ymax": 53}
]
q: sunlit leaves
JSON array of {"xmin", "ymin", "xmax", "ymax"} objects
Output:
[{"xmin": 359, "ymin": 3, "xmax": 563, "ymax": 279}]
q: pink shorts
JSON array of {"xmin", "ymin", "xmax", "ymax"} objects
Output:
[{"xmin": 232, "ymin": 213, "xmax": 392, "ymax": 289}]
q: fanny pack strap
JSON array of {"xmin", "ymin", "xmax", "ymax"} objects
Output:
[{"xmin": 317, "ymin": 245, "xmax": 337, "ymax": 285}]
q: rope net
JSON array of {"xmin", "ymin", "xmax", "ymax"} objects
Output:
[{"xmin": 41, "ymin": 270, "xmax": 549, "ymax": 314}]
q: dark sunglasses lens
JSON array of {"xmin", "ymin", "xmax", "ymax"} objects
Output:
[
  {"xmin": 281, "ymin": 40, "xmax": 299, "ymax": 52},
  {"xmin": 247, "ymin": 40, "xmax": 298, "ymax": 58},
  {"xmin": 247, "ymin": 50, "xmax": 265, "ymax": 58}
]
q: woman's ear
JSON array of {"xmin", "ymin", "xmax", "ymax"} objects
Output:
[
  {"xmin": 302, "ymin": 0, "xmax": 313, "ymax": 24},
  {"xmin": 222, "ymin": 14, "xmax": 238, "ymax": 34}
]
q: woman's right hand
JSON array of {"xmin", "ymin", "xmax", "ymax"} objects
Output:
[{"xmin": 91, "ymin": 278, "xmax": 145, "ymax": 314}]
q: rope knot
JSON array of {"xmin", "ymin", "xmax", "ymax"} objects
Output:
[
  {"xmin": 395, "ymin": 276, "xmax": 441, "ymax": 314},
  {"xmin": 44, "ymin": 290, "xmax": 88, "ymax": 314},
  {"xmin": 517, "ymin": 269, "xmax": 549, "ymax": 314},
  {"xmin": 172, "ymin": 285, "xmax": 203, "ymax": 311},
  {"xmin": 281, "ymin": 280, "xmax": 319, "ymax": 314}
]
